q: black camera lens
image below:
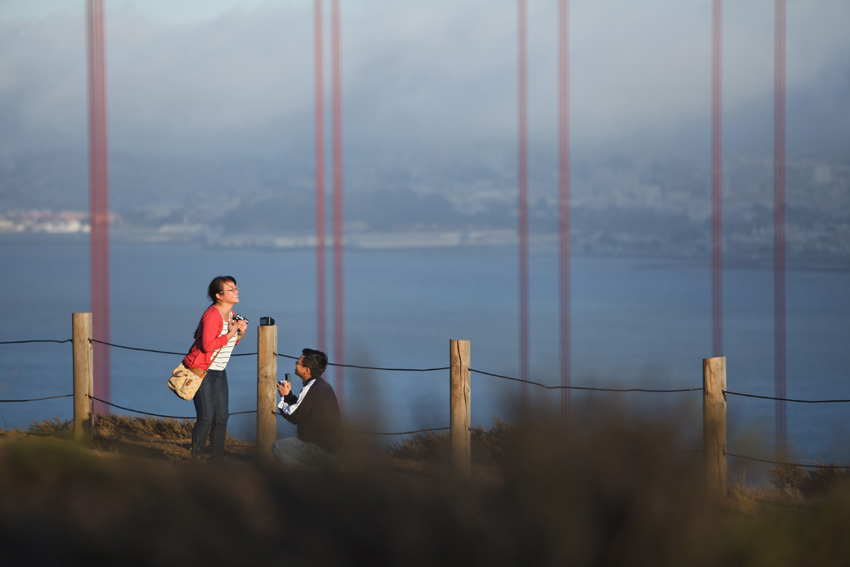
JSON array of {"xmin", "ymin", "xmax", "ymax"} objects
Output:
[{"xmin": 260, "ymin": 316, "xmax": 275, "ymax": 326}]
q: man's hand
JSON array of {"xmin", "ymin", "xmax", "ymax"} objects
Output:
[{"xmin": 277, "ymin": 380, "xmax": 292, "ymax": 397}]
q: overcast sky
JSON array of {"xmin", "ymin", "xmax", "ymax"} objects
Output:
[{"xmin": 1, "ymin": 0, "xmax": 848, "ymax": 165}]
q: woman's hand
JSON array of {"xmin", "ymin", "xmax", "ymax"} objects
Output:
[{"xmin": 234, "ymin": 319, "xmax": 248, "ymax": 336}]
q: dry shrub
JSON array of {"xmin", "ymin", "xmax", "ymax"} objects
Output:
[
  {"xmin": 715, "ymin": 480, "xmax": 850, "ymax": 566},
  {"xmin": 387, "ymin": 418, "xmax": 521, "ymax": 465},
  {"xmin": 388, "ymin": 430, "xmax": 452, "ymax": 460},
  {"xmin": 92, "ymin": 414, "xmax": 195, "ymax": 441},
  {"xmin": 27, "ymin": 413, "xmax": 196, "ymax": 442},
  {"xmin": 26, "ymin": 417, "xmax": 71, "ymax": 437},
  {"xmin": 768, "ymin": 462, "xmax": 849, "ymax": 498}
]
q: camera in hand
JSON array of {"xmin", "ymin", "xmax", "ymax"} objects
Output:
[{"xmin": 232, "ymin": 313, "xmax": 248, "ymax": 322}]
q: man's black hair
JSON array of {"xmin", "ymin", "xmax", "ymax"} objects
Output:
[{"xmin": 301, "ymin": 348, "xmax": 328, "ymax": 379}]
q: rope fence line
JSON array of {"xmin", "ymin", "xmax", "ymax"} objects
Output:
[
  {"xmin": 0, "ymin": 394, "xmax": 74, "ymax": 403},
  {"xmin": 724, "ymin": 390, "xmax": 850, "ymax": 404},
  {"xmin": 470, "ymin": 368, "xmax": 704, "ymax": 393},
  {"xmin": 14, "ymin": 388, "xmax": 850, "ymax": 468},
  {"xmin": 88, "ymin": 396, "xmax": 196, "ymax": 420},
  {"xmin": 91, "ymin": 339, "xmax": 255, "ymax": 357},
  {"xmin": 3, "ymin": 392, "xmax": 850, "ymax": 469},
  {"xmin": 331, "ymin": 362, "xmax": 450, "ymax": 372},
  {"xmin": 90, "ymin": 396, "xmax": 451, "ymax": 437},
  {"xmin": 3, "ymin": 338, "xmax": 850, "ymax": 401},
  {"xmin": 0, "ymin": 339, "xmax": 72, "ymax": 345},
  {"xmin": 8, "ymin": 392, "xmax": 850, "ymax": 469},
  {"xmin": 86, "ymin": 396, "xmax": 261, "ymax": 420},
  {"xmin": 4, "ymin": 336, "xmax": 850, "ymax": 472},
  {"xmin": 726, "ymin": 451, "xmax": 850, "ymax": 470},
  {"xmin": 343, "ymin": 426, "xmax": 451, "ymax": 437},
  {"xmin": 276, "ymin": 351, "xmax": 450, "ymax": 372}
]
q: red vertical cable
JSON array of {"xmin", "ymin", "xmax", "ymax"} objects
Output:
[
  {"xmin": 87, "ymin": 0, "xmax": 110, "ymax": 414},
  {"xmin": 558, "ymin": 0, "xmax": 571, "ymax": 422},
  {"xmin": 518, "ymin": 0, "xmax": 529, "ymax": 410},
  {"xmin": 95, "ymin": 0, "xmax": 110, "ymax": 413},
  {"xmin": 712, "ymin": 0, "xmax": 723, "ymax": 357},
  {"xmin": 97, "ymin": 0, "xmax": 110, "ymax": 414},
  {"xmin": 332, "ymin": 0, "xmax": 345, "ymax": 411},
  {"xmin": 774, "ymin": 0, "xmax": 787, "ymax": 459},
  {"xmin": 315, "ymin": 0, "xmax": 326, "ymax": 353}
]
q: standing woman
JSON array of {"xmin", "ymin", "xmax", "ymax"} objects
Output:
[{"xmin": 183, "ymin": 276, "xmax": 248, "ymax": 459}]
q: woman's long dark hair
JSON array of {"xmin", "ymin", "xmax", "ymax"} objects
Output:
[{"xmin": 207, "ymin": 276, "xmax": 237, "ymax": 303}]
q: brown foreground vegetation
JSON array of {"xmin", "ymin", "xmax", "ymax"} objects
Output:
[{"xmin": 1, "ymin": 411, "xmax": 849, "ymax": 566}]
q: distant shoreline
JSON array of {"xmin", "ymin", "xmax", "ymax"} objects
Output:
[{"xmin": 1, "ymin": 229, "xmax": 848, "ymax": 272}]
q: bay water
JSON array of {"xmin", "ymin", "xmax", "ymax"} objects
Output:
[{"xmin": 2, "ymin": 238, "xmax": 848, "ymax": 480}]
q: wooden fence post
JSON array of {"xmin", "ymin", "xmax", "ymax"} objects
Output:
[
  {"xmin": 73, "ymin": 312, "xmax": 94, "ymax": 443},
  {"xmin": 450, "ymin": 339, "xmax": 471, "ymax": 476},
  {"xmin": 257, "ymin": 324, "xmax": 277, "ymax": 460},
  {"xmin": 703, "ymin": 356, "xmax": 727, "ymax": 497}
]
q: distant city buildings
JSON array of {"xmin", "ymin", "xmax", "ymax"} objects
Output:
[{"xmin": 0, "ymin": 210, "xmax": 92, "ymax": 234}]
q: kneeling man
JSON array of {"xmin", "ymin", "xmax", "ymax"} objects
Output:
[{"xmin": 272, "ymin": 348, "xmax": 342, "ymax": 467}]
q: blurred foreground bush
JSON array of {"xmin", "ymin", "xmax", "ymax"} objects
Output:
[{"xmin": 1, "ymin": 408, "xmax": 849, "ymax": 566}]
